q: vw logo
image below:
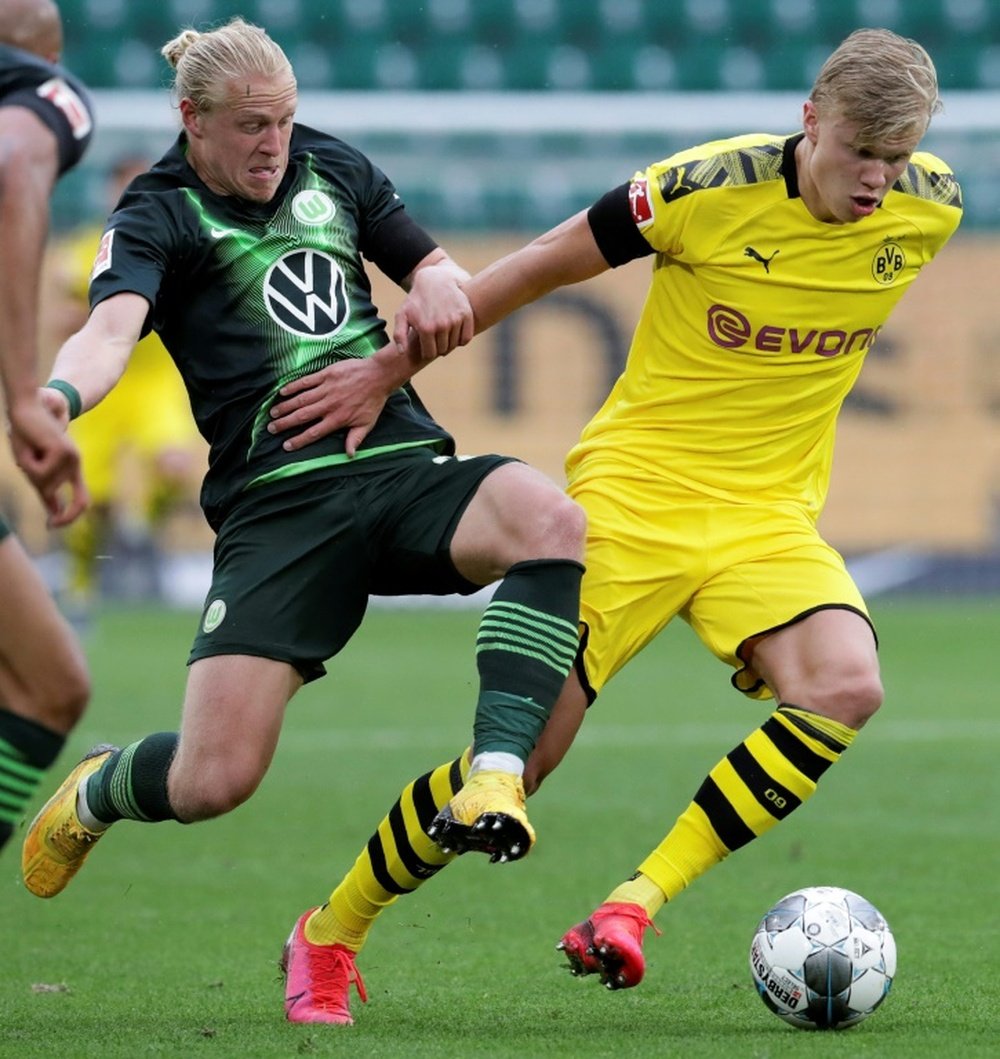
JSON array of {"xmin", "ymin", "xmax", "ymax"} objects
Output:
[{"xmin": 263, "ymin": 248, "xmax": 348, "ymax": 337}]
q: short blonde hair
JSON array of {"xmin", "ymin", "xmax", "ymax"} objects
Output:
[
  {"xmin": 810, "ymin": 28, "xmax": 941, "ymax": 143},
  {"xmin": 161, "ymin": 17, "xmax": 295, "ymax": 113}
]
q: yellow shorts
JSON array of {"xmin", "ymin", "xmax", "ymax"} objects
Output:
[{"xmin": 569, "ymin": 474, "xmax": 870, "ymax": 702}]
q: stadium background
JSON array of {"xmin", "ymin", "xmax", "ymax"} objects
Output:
[{"xmin": 3, "ymin": 0, "xmax": 999, "ymax": 600}]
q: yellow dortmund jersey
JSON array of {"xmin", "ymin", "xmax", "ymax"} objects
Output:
[{"xmin": 566, "ymin": 133, "xmax": 962, "ymax": 520}]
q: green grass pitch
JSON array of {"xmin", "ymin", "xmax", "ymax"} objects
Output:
[{"xmin": 3, "ymin": 597, "xmax": 998, "ymax": 1058}]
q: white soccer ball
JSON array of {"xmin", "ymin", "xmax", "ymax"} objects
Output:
[{"xmin": 748, "ymin": 885, "xmax": 896, "ymax": 1030}]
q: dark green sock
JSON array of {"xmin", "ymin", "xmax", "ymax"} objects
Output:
[
  {"xmin": 0, "ymin": 708, "xmax": 65, "ymax": 851},
  {"xmin": 473, "ymin": 558, "xmax": 583, "ymax": 758},
  {"xmin": 85, "ymin": 732, "xmax": 180, "ymax": 824}
]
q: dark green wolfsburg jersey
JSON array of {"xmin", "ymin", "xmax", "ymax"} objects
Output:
[{"xmin": 89, "ymin": 124, "xmax": 455, "ymax": 530}]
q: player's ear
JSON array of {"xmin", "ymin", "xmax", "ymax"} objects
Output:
[
  {"xmin": 802, "ymin": 100, "xmax": 820, "ymax": 144},
  {"xmin": 179, "ymin": 98, "xmax": 202, "ymax": 138}
]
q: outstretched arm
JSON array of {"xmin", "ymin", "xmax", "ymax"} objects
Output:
[
  {"xmin": 268, "ymin": 211, "xmax": 610, "ymax": 453},
  {"xmin": 26, "ymin": 292, "xmax": 148, "ymax": 523},
  {"xmin": 45, "ymin": 292, "xmax": 148, "ymax": 414},
  {"xmin": 464, "ymin": 209, "xmax": 611, "ymax": 331}
]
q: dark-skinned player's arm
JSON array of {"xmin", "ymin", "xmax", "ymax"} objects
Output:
[{"xmin": 0, "ymin": 103, "xmax": 87, "ymax": 526}]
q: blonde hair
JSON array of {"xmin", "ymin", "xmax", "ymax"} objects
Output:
[
  {"xmin": 810, "ymin": 28, "xmax": 941, "ymax": 142},
  {"xmin": 161, "ymin": 17, "xmax": 294, "ymax": 113}
]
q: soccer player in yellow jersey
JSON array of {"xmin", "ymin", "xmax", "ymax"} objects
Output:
[{"xmin": 264, "ymin": 27, "xmax": 962, "ymax": 1016}]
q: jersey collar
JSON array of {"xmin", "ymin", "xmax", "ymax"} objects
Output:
[{"xmin": 782, "ymin": 133, "xmax": 805, "ymax": 200}]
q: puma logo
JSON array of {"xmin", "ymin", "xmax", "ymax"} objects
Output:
[{"xmin": 744, "ymin": 246, "xmax": 780, "ymax": 273}]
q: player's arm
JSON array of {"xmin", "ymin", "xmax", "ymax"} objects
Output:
[
  {"xmin": 42, "ymin": 292, "xmax": 148, "ymax": 421},
  {"xmin": 393, "ymin": 247, "xmax": 474, "ymax": 361},
  {"xmin": 0, "ymin": 106, "xmax": 58, "ymax": 410},
  {"xmin": 318, "ymin": 246, "xmax": 475, "ymax": 456},
  {"xmin": 269, "ymin": 222, "xmax": 474, "ymax": 455},
  {"xmin": 0, "ymin": 104, "xmax": 88, "ymax": 524},
  {"xmin": 464, "ymin": 208, "xmax": 612, "ymax": 331},
  {"xmin": 268, "ymin": 202, "xmax": 623, "ymax": 453},
  {"xmin": 465, "ymin": 180, "xmax": 654, "ymax": 330}
]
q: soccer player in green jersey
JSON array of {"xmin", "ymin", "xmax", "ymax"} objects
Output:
[
  {"xmin": 266, "ymin": 28, "xmax": 962, "ymax": 1016},
  {"xmin": 0, "ymin": 0, "xmax": 94, "ymax": 856},
  {"xmin": 20, "ymin": 18, "xmax": 587, "ymax": 1024}
]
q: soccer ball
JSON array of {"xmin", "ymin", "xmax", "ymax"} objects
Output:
[{"xmin": 748, "ymin": 885, "xmax": 896, "ymax": 1030}]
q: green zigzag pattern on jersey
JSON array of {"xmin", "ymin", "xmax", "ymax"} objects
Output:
[{"xmin": 182, "ymin": 157, "xmax": 381, "ymax": 458}]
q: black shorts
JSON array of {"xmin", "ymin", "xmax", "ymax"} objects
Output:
[{"xmin": 188, "ymin": 448, "xmax": 517, "ymax": 682}]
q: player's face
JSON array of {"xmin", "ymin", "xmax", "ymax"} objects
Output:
[
  {"xmin": 183, "ymin": 72, "xmax": 297, "ymax": 203},
  {"xmin": 798, "ymin": 101, "xmax": 922, "ymax": 224}
]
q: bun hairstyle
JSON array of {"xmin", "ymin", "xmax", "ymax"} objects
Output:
[{"xmin": 161, "ymin": 17, "xmax": 295, "ymax": 113}]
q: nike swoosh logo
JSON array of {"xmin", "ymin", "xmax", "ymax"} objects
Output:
[{"xmin": 210, "ymin": 227, "xmax": 237, "ymax": 239}]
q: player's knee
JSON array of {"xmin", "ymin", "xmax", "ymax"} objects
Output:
[
  {"xmin": 521, "ymin": 492, "xmax": 587, "ymax": 563},
  {"xmin": 172, "ymin": 763, "xmax": 263, "ymax": 821},
  {"xmin": 807, "ymin": 668, "xmax": 884, "ymax": 730},
  {"xmin": 843, "ymin": 672, "xmax": 884, "ymax": 729},
  {"xmin": 555, "ymin": 494, "xmax": 588, "ymax": 560},
  {"xmin": 42, "ymin": 661, "xmax": 91, "ymax": 733}
]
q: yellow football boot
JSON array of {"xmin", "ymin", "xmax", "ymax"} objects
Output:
[
  {"xmin": 22, "ymin": 745, "xmax": 117, "ymax": 898},
  {"xmin": 427, "ymin": 769, "xmax": 535, "ymax": 862}
]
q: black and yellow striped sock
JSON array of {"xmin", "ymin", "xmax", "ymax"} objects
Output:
[
  {"xmin": 306, "ymin": 750, "xmax": 471, "ymax": 950},
  {"xmin": 620, "ymin": 705, "xmax": 857, "ymax": 913},
  {"xmin": 473, "ymin": 559, "xmax": 583, "ymax": 759},
  {"xmin": 0, "ymin": 708, "xmax": 65, "ymax": 851}
]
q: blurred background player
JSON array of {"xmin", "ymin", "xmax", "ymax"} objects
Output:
[
  {"xmin": 0, "ymin": 0, "xmax": 93, "ymax": 853},
  {"xmin": 44, "ymin": 153, "xmax": 206, "ymax": 610}
]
